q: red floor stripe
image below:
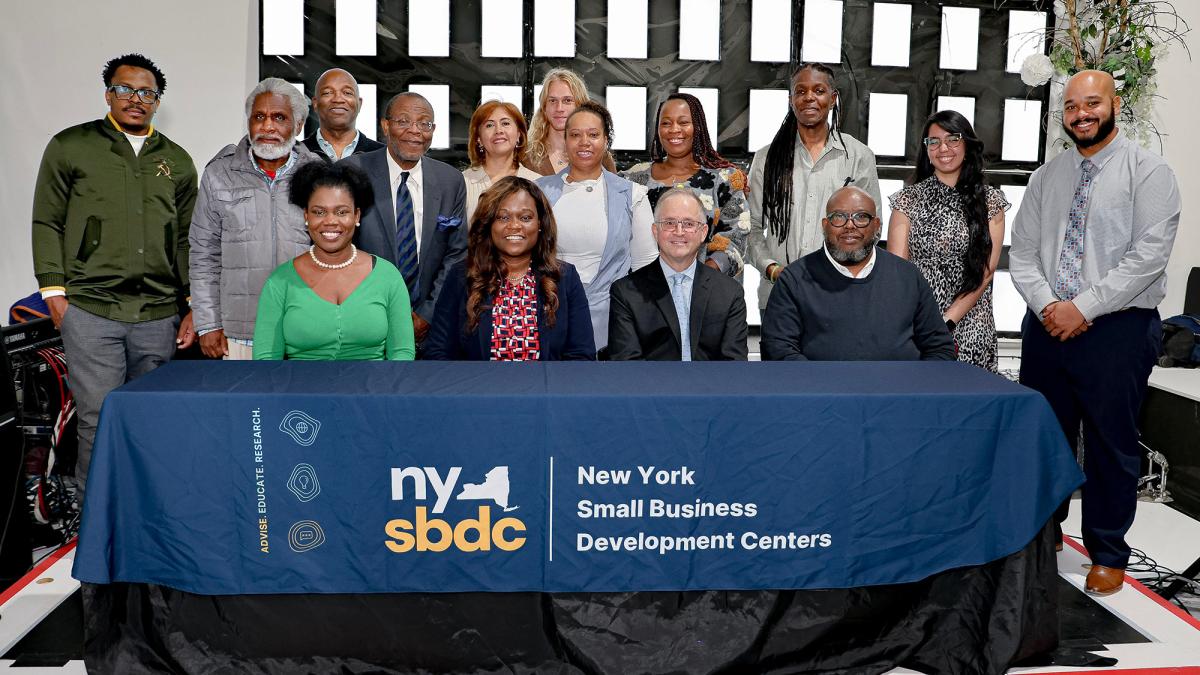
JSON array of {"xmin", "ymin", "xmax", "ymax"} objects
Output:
[{"xmin": 0, "ymin": 539, "xmax": 77, "ymax": 608}]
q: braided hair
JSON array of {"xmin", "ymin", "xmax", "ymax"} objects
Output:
[
  {"xmin": 649, "ymin": 93, "xmax": 735, "ymax": 169},
  {"xmin": 761, "ymin": 63, "xmax": 842, "ymax": 245},
  {"xmin": 914, "ymin": 110, "xmax": 992, "ymax": 299}
]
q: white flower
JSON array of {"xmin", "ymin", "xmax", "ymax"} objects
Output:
[
  {"xmin": 1020, "ymin": 54, "xmax": 1056, "ymax": 87},
  {"xmin": 698, "ymin": 194, "xmax": 714, "ymax": 211}
]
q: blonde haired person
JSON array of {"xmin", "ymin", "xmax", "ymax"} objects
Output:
[
  {"xmin": 523, "ymin": 68, "xmax": 616, "ymax": 176},
  {"xmin": 463, "ymin": 100, "xmax": 542, "ymax": 222}
]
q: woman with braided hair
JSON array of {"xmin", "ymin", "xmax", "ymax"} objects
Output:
[
  {"xmin": 887, "ymin": 110, "xmax": 1008, "ymax": 372},
  {"xmin": 622, "ymin": 93, "xmax": 750, "ymax": 277},
  {"xmin": 747, "ymin": 63, "xmax": 880, "ymax": 312}
]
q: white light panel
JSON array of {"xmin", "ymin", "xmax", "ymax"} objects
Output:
[
  {"xmin": 263, "ymin": 0, "xmax": 304, "ymax": 55},
  {"xmin": 408, "ymin": 84, "xmax": 451, "ymax": 150},
  {"xmin": 1001, "ymin": 184, "xmax": 1026, "ymax": 247},
  {"xmin": 288, "ymin": 82, "xmax": 307, "ymax": 138},
  {"xmin": 679, "ymin": 0, "xmax": 721, "ymax": 61},
  {"xmin": 335, "ymin": 0, "xmax": 376, "ymax": 56},
  {"xmin": 867, "ymin": 92, "xmax": 908, "ymax": 157},
  {"xmin": 606, "ymin": 86, "xmax": 649, "ymax": 151},
  {"xmin": 939, "ymin": 6, "xmax": 980, "ymax": 71},
  {"xmin": 608, "ymin": 0, "xmax": 649, "ymax": 59},
  {"xmin": 480, "ymin": 85, "xmax": 524, "ymax": 108},
  {"xmin": 748, "ymin": 89, "xmax": 789, "ymax": 151},
  {"xmin": 879, "ymin": 178, "xmax": 905, "ymax": 232},
  {"xmin": 750, "ymin": 0, "xmax": 791, "ymax": 63},
  {"xmin": 801, "ymin": 0, "xmax": 844, "ymax": 64},
  {"xmin": 357, "ymin": 84, "xmax": 377, "ymax": 140},
  {"xmin": 535, "ymin": 0, "xmax": 575, "ymax": 57},
  {"xmin": 677, "ymin": 87, "xmax": 719, "ymax": 147},
  {"xmin": 936, "ymin": 96, "xmax": 976, "ymax": 128},
  {"xmin": 871, "ymin": 3, "xmax": 911, "ymax": 67},
  {"xmin": 481, "ymin": 0, "xmax": 524, "ymax": 58},
  {"xmin": 1007, "ymin": 10, "xmax": 1047, "ymax": 73},
  {"xmin": 409, "ymin": 0, "xmax": 450, "ymax": 57},
  {"xmin": 992, "ymin": 270, "xmax": 1027, "ymax": 334},
  {"xmin": 1002, "ymin": 99, "xmax": 1042, "ymax": 162},
  {"xmin": 534, "ymin": 84, "xmax": 543, "ymax": 112}
]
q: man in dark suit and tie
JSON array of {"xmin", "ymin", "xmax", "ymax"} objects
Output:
[
  {"xmin": 345, "ymin": 92, "xmax": 467, "ymax": 344},
  {"xmin": 608, "ymin": 188, "xmax": 748, "ymax": 360}
]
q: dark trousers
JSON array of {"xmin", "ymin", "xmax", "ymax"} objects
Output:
[{"xmin": 1019, "ymin": 307, "xmax": 1161, "ymax": 569}]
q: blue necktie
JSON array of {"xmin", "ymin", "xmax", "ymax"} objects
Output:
[
  {"xmin": 395, "ymin": 172, "xmax": 419, "ymax": 298},
  {"xmin": 671, "ymin": 272, "xmax": 692, "ymax": 362},
  {"xmin": 1054, "ymin": 159, "xmax": 1096, "ymax": 301}
]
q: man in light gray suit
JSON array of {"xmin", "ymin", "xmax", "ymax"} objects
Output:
[{"xmin": 344, "ymin": 92, "xmax": 467, "ymax": 344}]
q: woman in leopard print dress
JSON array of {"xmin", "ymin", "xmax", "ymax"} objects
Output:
[{"xmin": 887, "ymin": 110, "xmax": 1008, "ymax": 372}]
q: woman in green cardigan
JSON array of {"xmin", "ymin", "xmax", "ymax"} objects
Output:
[{"xmin": 253, "ymin": 162, "xmax": 415, "ymax": 360}]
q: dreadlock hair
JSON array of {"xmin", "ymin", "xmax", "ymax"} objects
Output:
[
  {"xmin": 761, "ymin": 63, "xmax": 842, "ymax": 245},
  {"xmin": 649, "ymin": 93, "xmax": 735, "ymax": 169},
  {"xmin": 914, "ymin": 109, "xmax": 992, "ymax": 299},
  {"xmin": 102, "ymin": 53, "xmax": 167, "ymax": 93},
  {"xmin": 464, "ymin": 177, "xmax": 561, "ymax": 333}
]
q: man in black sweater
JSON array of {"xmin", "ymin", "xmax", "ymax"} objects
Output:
[{"xmin": 761, "ymin": 187, "xmax": 954, "ymax": 361}]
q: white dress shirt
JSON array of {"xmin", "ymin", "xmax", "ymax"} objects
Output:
[{"xmin": 387, "ymin": 152, "xmax": 424, "ymax": 256}]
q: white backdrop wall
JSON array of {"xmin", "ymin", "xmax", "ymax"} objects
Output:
[
  {"xmin": 0, "ymin": 2, "xmax": 1195, "ymax": 318},
  {"xmin": 0, "ymin": 1, "xmax": 258, "ymax": 313}
]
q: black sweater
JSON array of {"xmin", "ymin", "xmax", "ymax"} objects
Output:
[{"xmin": 760, "ymin": 248, "xmax": 955, "ymax": 362}]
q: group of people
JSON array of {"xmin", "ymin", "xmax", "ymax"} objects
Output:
[{"xmin": 31, "ymin": 54, "xmax": 1180, "ymax": 597}]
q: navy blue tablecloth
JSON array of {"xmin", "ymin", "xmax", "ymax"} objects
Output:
[{"xmin": 73, "ymin": 360, "xmax": 1081, "ymax": 595}]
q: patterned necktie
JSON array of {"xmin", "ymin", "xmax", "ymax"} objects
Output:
[
  {"xmin": 395, "ymin": 172, "xmax": 419, "ymax": 298},
  {"xmin": 1054, "ymin": 159, "xmax": 1096, "ymax": 301},
  {"xmin": 671, "ymin": 272, "xmax": 692, "ymax": 362}
]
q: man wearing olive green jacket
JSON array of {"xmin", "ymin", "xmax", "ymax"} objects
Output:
[{"xmin": 31, "ymin": 54, "xmax": 197, "ymax": 500}]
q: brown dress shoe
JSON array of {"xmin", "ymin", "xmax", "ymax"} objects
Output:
[{"xmin": 1085, "ymin": 565, "xmax": 1125, "ymax": 596}]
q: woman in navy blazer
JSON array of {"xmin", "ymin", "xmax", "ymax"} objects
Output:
[{"xmin": 425, "ymin": 177, "xmax": 596, "ymax": 361}]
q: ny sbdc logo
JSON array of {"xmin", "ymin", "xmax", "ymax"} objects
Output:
[{"xmin": 384, "ymin": 466, "xmax": 526, "ymax": 553}]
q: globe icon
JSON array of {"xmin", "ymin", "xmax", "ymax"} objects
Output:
[{"xmin": 296, "ymin": 421, "xmax": 309, "ymax": 434}]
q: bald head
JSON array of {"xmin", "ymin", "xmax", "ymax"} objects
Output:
[
  {"xmin": 385, "ymin": 92, "xmax": 433, "ymax": 120},
  {"xmin": 313, "ymin": 68, "xmax": 362, "ymax": 133},
  {"xmin": 1062, "ymin": 69, "xmax": 1121, "ymax": 152},
  {"xmin": 824, "ymin": 186, "xmax": 877, "ymax": 216}
]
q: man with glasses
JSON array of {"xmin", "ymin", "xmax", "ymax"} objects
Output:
[
  {"xmin": 32, "ymin": 53, "xmax": 197, "ymax": 500},
  {"xmin": 609, "ymin": 188, "xmax": 748, "ymax": 360},
  {"xmin": 189, "ymin": 78, "xmax": 322, "ymax": 360},
  {"xmin": 760, "ymin": 187, "xmax": 953, "ymax": 361},
  {"xmin": 302, "ymin": 68, "xmax": 384, "ymax": 161},
  {"xmin": 345, "ymin": 92, "xmax": 467, "ymax": 346}
]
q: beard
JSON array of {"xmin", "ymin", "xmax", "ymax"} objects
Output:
[
  {"xmin": 251, "ymin": 133, "xmax": 298, "ymax": 160},
  {"xmin": 825, "ymin": 229, "xmax": 881, "ymax": 265},
  {"xmin": 1063, "ymin": 104, "xmax": 1117, "ymax": 148}
]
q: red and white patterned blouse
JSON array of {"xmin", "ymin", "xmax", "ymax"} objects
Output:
[{"xmin": 490, "ymin": 271, "xmax": 541, "ymax": 361}]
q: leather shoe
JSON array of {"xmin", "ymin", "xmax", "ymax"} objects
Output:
[{"xmin": 1085, "ymin": 565, "xmax": 1125, "ymax": 596}]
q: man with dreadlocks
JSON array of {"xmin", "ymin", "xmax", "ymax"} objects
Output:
[{"xmin": 747, "ymin": 63, "xmax": 881, "ymax": 313}]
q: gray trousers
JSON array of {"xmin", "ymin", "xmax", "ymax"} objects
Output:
[{"xmin": 60, "ymin": 306, "xmax": 178, "ymax": 499}]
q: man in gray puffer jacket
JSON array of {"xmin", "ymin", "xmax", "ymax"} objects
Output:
[{"xmin": 190, "ymin": 78, "xmax": 324, "ymax": 359}]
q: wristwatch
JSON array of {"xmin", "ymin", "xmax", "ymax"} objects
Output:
[{"xmin": 945, "ymin": 318, "xmax": 956, "ymax": 332}]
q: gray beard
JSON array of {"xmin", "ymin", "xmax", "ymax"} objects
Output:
[
  {"xmin": 826, "ymin": 230, "xmax": 881, "ymax": 264},
  {"xmin": 251, "ymin": 134, "xmax": 297, "ymax": 161}
]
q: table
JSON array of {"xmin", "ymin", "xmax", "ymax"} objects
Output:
[{"xmin": 74, "ymin": 361, "xmax": 1082, "ymax": 673}]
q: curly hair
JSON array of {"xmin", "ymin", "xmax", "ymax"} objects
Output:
[
  {"xmin": 565, "ymin": 101, "xmax": 614, "ymax": 150},
  {"xmin": 914, "ymin": 110, "xmax": 992, "ymax": 299},
  {"xmin": 287, "ymin": 161, "xmax": 375, "ymax": 211},
  {"xmin": 649, "ymin": 93, "xmax": 735, "ymax": 170},
  {"xmin": 102, "ymin": 53, "xmax": 166, "ymax": 93},
  {"xmin": 465, "ymin": 177, "xmax": 561, "ymax": 333},
  {"xmin": 762, "ymin": 63, "xmax": 842, "ymax": 245},
  {"xmin": 526, "ymin": 69, "xmax": 590, "ymax": 168},
  {"xmin": 467, "ymin": 100, "xmax": 529, "ymax": 169}
]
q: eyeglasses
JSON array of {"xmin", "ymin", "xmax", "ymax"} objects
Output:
[
  {"xmin": 386, "ymin": 118, "xmax": 435, "ymax": 133},
  {"xmin": 108, "ymin": 84, "xmax": 161, "ymax": 104},
  {"xmin": 655, "ymin": 219, "xmax": 705, "ymax": 233},
  {"xmin": 825, "ymin": 211, "xmax": 876, "ymax": 228},
  {"xmin": 922, "ymin": 134, "xmax": 964, "ymax": 149}
]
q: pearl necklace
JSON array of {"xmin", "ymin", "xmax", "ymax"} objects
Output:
[{"xmin": 309, "ymin": 244, "xmax": 357, "ymax": 270}]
